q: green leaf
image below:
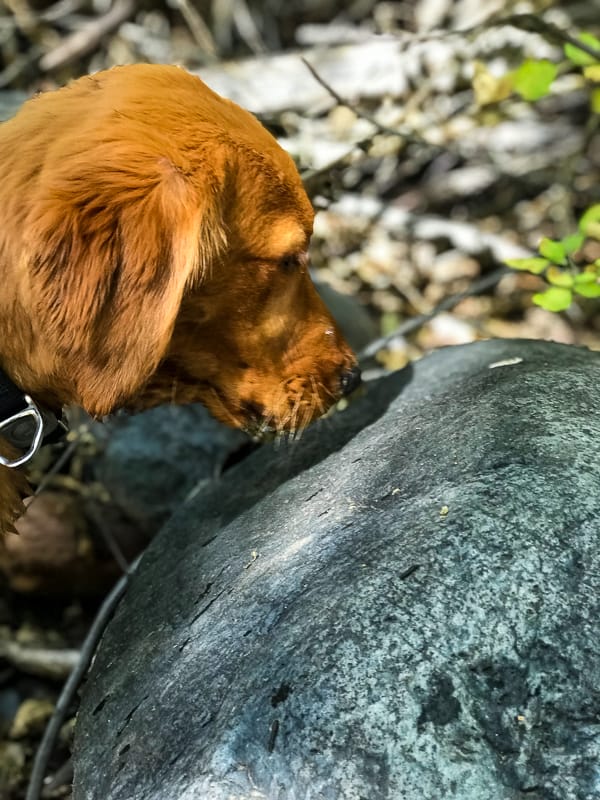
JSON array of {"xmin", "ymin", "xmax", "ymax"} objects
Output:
[
  {"xmin": 584, "ymin": 65, "xmax": 600, "ymax": 82},
  {"xmin": 560, "ymin": 232, "xmax": 585, "ymax": 255},
  {"xmin": 546, "ymin": 266, "xmax": 574, "ymax": 288},
  {"xmin": 574, "ymin": 270, "xmax": 599, "ymax": 284},
  {"xmin": 579, "ymin": 204, "xmax": 600, "ymax": 238},
  {"xmin": 564, "ymin": 33, "xmax": 600, "ymax": 66},
  {"xmin": 533, "ymin": 287, "xmax": 572, "ymax": 311},
  {"xmin": 574, "ymin": 282, "xmax": 600, "ymax": 298},
  {"xmin": 505, "ymin": 257, "xmax": 550, "ymax": 274},
  {"xmin": 514, "ymin": 59, "xmax": 557, "ymax": 101},
  {"xmin": 539, "ymin": 237, "xmax": 567, "ymax": 265},
  {"xmin": 592, "ymin": 88, "xmax": 600, "ymax": 114}
]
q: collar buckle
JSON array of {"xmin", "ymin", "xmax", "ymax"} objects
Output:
[{"xmin": 0, "ymin": 395, "xmax": 45, "ymax": 468}]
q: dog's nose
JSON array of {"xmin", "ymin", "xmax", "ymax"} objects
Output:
[{"xmin": 339, "ymin": 364, "xmax": 361, "ymax": 397}]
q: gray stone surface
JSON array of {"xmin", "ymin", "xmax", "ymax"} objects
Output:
[
  {"xmin": 97, "ymin": 404, "xmax": 247, "ymax": 532},
  {"xmin": 74, "ymin": 339, "xmax": 600, "ymax": 800}
]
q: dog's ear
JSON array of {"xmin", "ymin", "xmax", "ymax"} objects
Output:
[{"xmin": 27, "ymin": 153, "xmax": 225, "ymax": 415}]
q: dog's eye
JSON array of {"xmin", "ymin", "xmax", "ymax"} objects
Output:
[{"xmin": 279, "ymin": 254, "xmax": 302, "ymax": 272}]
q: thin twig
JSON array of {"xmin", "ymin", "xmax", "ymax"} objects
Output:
[
  {"xmin": 386, "ymin": 12, "xmax": 600, "ymax": 63},
  {"xmin": 359, "ymin": 266, "xmax": 509, "ymax": 362},
  {"xmin": 33, "ymin": 437, "xmax": 80, "ymax": 497},
  {"xmin": 169, "ymin": 0, "xmax": 218, "ymax": 59},
  {"xmin": 25, "ymin": 552, "xmax": 143, "ymax": 800},
  {"xmin": 0, "ymin": 640, "xmax": 80, "ymax": 681},
  {"xmin": 487, "ymin": 14, "xmax": 600, "ymax": 62},
  {"xmin": 39, "ymin": 0, "xmax": 87, "ymax": 24},
  {"xmin": 85, "ymin": 500, "xmax": 131, "ymax": 575},
  {"xmin": 301, "ymin": 56, "xmax": 433, "ymax": 149},
  {"xmin": 231, "ymin": 0, "xmax": 266, "ymax": 54},
  {"xmin": 39, "ymin": 0, "xmax": 135, "ymax": 72}
]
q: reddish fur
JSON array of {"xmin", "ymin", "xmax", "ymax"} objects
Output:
[{"xmin": 0, "ymin": 64, "xmax": 357, "ymax": 533}]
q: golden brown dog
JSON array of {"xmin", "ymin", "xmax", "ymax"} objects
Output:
[{"xmin": 0, "ymin": 63, "xmax": 359, "ymax": 534}]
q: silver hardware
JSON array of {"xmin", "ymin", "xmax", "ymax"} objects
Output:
[{"xmin": 0, "ymin": 395, "xmax": 44, "ymax": 468}]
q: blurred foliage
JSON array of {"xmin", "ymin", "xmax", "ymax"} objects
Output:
[
  {"xmin": 502, "ymin": 29, "xmax": 600, "ymax": 313},
  {"xmin": 507, "ymin": 207, "xmax": 600, "ymax": 311}
]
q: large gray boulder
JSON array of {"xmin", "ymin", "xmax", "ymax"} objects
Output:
[{"xmin": 73, "ymin": 339, "xmax": 600, "ymax": 800}]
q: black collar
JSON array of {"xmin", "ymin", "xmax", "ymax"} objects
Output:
[{"xmin": 0, "ymin": 369, "xmax": 68, "ymax": 468}]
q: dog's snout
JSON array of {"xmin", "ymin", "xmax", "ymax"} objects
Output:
[{"xmin": 339, "ymin": 364, "xmax": 361, "ymax": 397}]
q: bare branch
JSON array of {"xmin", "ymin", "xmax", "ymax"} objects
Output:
[{"xmin": 39, "ymin": 0, "xmax": 135, "ymax": 73}]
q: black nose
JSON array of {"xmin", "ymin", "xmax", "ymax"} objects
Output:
[{"xmin": 339, "ymin": 364, "xmax": 361, "ymax": 397}]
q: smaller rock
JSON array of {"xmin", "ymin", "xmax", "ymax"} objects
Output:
[
  {"xmin": 0, "ymin": 741, "xmax": 26, "ymax": 793},
  {"xmin": 418, "ymin": 312, "xmax": 478, "ymax": 347},
  {"xmin": 9, "ymin": 698, "xmax": 54, "ymax": 740},
  {"xmin": 0, "ymin": 493, "xmax": 136, "ymax": 596}
]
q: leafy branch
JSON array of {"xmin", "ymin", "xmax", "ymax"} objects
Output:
[{"xmin": 506, "ymin": 206, "xmax": 600, "ymax": 312}]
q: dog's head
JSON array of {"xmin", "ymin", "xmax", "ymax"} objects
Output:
[{"xmin": 0, "ymin": 64, "xmax": 359, "ymax": 434}]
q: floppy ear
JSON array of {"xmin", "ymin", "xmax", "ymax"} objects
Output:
[{"xmin": 27, "ymin": 153, "xmax": 225, "ymax": 416}]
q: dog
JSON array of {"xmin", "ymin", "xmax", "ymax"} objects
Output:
[{"xmin": 0, "ymin": 64, "xmax": 360, "ymax": 534}]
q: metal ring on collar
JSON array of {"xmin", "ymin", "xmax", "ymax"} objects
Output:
[{"xmin": 0, "ymin": 396, "xmax": 45, "ymax": 468}]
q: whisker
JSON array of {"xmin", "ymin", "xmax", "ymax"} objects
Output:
[
  {"xmin": 309, "ymin": 375, "xmax": 327, "ymax": 419},
  {"xmin": 289, "ymin": 392, "xmax": 303, "ymax": 437},
  {"xmin": 298, "ymin": 400, "xmax": 315, "ymax": 438},
  {"xmin": 268, "ymin": 380, "xmax": 290, "ymax": 437},
  {"xmin": 208, "ymin": 387, "xmax": 240, "ymax": 429},
  {"xmin": 257, "ymin": 400, "xmax": 276, "ymax": 438}
]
